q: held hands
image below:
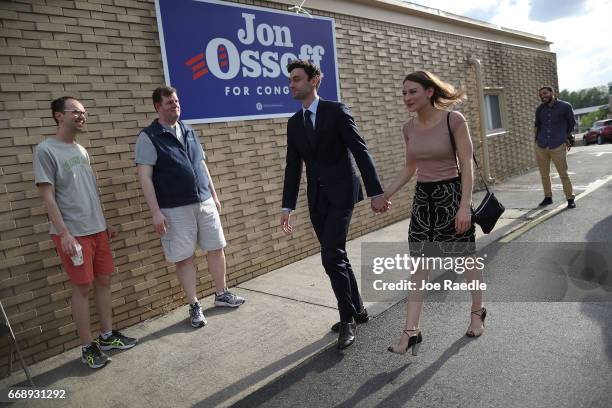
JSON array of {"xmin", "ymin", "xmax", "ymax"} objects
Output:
[
  {"xmin": 454, "ymin": 206, "xmax": 472, "ymax": 234},
  {"xmin": 371, "ymin": 194, "xmax": 391, "ymax": 213},
  {"xmin": 280, "ymin": 211, "xmax": 293, "ymax": 234},
  {"xmin": 153, "ymin": 210, "xmax": 168, "ymax": 236}
]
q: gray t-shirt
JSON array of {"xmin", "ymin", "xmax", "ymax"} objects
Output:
[{"xmin": 33, "ymin": 137, "xmax": 107, "ymax": 236}]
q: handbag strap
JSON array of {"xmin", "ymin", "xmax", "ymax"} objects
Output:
[{"xmin": 446, "ymin": 111, "xmax": 491, "ymax": 194}]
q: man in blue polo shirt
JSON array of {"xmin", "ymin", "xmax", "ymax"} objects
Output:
[
  {"xmin": 534, "ymin": 86, "xmax": 576, "ymax": 209},
  {"xmin": 135, "ymin": 86, "xmax": 244, "ymax": 328}
]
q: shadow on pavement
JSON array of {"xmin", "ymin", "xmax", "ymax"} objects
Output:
[
  {"xmin": 201, "ymin": 305, "xmax": 240, "ymax": 318},
  {"xmin": 9, "ymin": 358, "xmax": 94, "ymax": 389},
  {"xmin": 203, "ymin": 334, "xmax": 339, "ymax": 408},
  {"xmin": 373, "ymin": 336, "xmax": 472, "ymax": 407},
  {"xmin": 333, "ymin": 363, "xmax": 412, "ymax": 408},
  {"xmin": 579, "ymin": 299, "xmax": 612, "ymax": 363},
  {"xmin": 136, "ymin": 318, "xmax": 199, "ymax": 345},
  {"xmin": 580, "ymin": 214, "xmax": 612, "ymax": 363},
  {"xmin": 585, "ymin": 215, "xmax": 612, "ymax": 243}
]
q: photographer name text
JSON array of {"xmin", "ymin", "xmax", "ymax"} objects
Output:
[{"xmin": 372, "ymin": 279, "xmax": 487, "ymax": 291}]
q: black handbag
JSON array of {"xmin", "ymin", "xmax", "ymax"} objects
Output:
[
  {"xmin": 447, "ymin": 112, "xmax": 505, "ymax": 234},
  {"xmin": 471, "ymin": 189, "xmax": 505, "ymax": 233}
]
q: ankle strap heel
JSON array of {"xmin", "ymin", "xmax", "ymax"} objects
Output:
[{"xmin": 466, "ymin": 307, "xmax": 487, "ymax": 337}]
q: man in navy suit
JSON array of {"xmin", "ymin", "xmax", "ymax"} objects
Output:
[{"xmin": 280, "ymin": 60, "xmax": 388, "ymax": 349}]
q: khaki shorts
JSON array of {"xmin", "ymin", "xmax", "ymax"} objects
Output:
[{"xmin": 160, "ymin": 198, "xmax": 226, "ymax": 263}]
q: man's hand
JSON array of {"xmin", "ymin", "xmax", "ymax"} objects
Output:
[
  {"xmin": 280, "ymin": 211, "xmax": 293, "ymax": 234},
  {"xmin": 152, "ymin": 210, "xmax": 168, "ymax": 235},
  {"xmin": 213, "ymin": 196, "xmax": 221, "ymax": 213},
  {"xmin": 566, "ymin": 135, "xmax": 574, "ymax": 151},
  {"xmin": 371, "ymin": 195, "xmax": 390, "ymax": 213},
  {"xmin": 454, "ymin": 206, "xmax": 472, "ymax": 234},
  {"xmin": 60, "ymin": 232, "xmax": 78, "ymax": 256},
  {"xmin": 107, "ymin": 225, "xmax": 119, "ymax": 241}
]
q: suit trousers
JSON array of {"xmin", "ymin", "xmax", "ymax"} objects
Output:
[{"xmin": 309, "ymin": 185, "xmax": 363, "ymax": 323}]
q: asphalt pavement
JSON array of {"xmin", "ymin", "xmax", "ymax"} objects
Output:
[
  {"xmin": 1, "ymin": 144, "xmax": 611, "ymax": 408},
  {"xmin": 232, "ymin": 146, "xmax": 612, "ymax": 408}
]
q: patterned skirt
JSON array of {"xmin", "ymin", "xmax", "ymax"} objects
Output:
[{"xmin": 408, "ymin": 176, "xmax": 475, "ymax": 256}]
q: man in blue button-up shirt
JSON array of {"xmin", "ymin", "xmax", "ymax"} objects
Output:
[{"xmin": 534, "ymin": 86, "xmax": 576, "ymax": 209}]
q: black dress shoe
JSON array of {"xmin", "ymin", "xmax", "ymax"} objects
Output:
[
  {"xmin": 538, "ymin": 197, "xmax": 553, "ymax": 207},
  {"xmin": 337, "ymin": 320, "xmax": 356, "ymax": 350},
  {"xmin": 331, "ymin": 309, "xmax": 369, "ymax": 332}
]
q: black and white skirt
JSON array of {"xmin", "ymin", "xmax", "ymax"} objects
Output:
[{"xmin": 408, "ymin": 176, "xmax": 475, "ymax": 256}]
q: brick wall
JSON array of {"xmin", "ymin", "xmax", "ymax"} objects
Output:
[{"xmin": 0, "ymin": 0, "xmax": 556, "ymax": 374}]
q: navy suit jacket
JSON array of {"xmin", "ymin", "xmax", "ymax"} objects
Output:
[{"xmin": 282, "ymin": 98, "xmax": 383, "ymax": 211}]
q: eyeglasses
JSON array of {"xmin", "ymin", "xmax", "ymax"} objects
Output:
[{"xmin": 63, "ymin": 109, "xmax": 88, "ymax": 118}]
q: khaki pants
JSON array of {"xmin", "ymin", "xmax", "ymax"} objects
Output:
[{"xmin": 535, "ymin": 143, "xmax": 574, "ymax": 199}]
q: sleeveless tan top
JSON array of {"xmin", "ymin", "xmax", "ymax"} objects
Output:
[{"xmin": 404, "ymin": 112, "xmax": 466, "ymax": 182}]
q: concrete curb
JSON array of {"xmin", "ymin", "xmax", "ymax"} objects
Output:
[{"xmin": 499, "ymin": 173, "xmax": 612, "ymax": 243}]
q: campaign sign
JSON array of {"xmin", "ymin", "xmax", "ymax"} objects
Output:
[{"xmin": 155, "ymin": 0, "xmax": 340, "ymax": 123}]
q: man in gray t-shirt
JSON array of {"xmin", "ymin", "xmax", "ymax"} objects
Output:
[
  {"xmin": 33, "ymin": 96, "xmax": 137, "ymax": 369},
  {"xmin": 34, "ymin": 137, "xmax": 106, "ymax": 236}
]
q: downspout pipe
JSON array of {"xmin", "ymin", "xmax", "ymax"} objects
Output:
[{"xmin": 468, "ymin": 56, "xmax": 495, "ymax": 184}]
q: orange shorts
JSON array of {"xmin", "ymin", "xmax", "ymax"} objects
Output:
[{"xmin": 52, "ymin": 231, "xmax": 114, "ymax": 285}]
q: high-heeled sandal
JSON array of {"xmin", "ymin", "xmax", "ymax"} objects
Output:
[
  {"xmin": 387, "ymin": 328, "xmax": 423, "ymax": 356},
  {"xmin": 466, "ymin": 307, "xmax": 487, "ymax": 337}
]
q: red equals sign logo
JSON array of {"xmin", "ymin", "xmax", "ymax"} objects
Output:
[{"xmin": 185, "ymin": 46, "xmax": 229, "ymax": 80}]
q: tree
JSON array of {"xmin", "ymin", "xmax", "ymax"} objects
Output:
[
  {"xmin": 581, "ymin": 107, "xmax": 608, "ymax": 131},
  {"xmin": 559, "ymin": 86, "xmax": 608, "ymax": 109}
]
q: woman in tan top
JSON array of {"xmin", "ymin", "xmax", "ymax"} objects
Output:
[{"xmin": 383, "ymin": 71, "xmax": 486, "ymax": 356}]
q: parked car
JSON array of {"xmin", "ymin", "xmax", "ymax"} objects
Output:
[{"xmin": 583, "ymin": 119, "xmax": 612, "ymax": 145}]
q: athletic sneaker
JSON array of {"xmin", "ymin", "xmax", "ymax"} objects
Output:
[
  {"xmin": 97, "ymin": 330, "xmax": 138, "ymax": 351},
  {"xmin": 189, "ymin": 302, "xmax": 207, "ymax": 328},
  {"xmin": 81, "ymin": 342, "xmax": 111, "ymax": 369},
  {"xmin": 214, "ymin": 289, "xmax": 245, "ymax": 308}
]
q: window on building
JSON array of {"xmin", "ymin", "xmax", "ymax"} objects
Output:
[{"xmin": 484, "ymin": 93, "xmax": 504, "ymax": 133}]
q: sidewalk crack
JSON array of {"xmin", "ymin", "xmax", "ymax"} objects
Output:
[{"xmin": 235, "ymin": 286, "xmax": 337, "ymax": 311}]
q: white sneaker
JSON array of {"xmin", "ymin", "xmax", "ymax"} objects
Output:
[
  {"xmin": 214, "ymin": 289, "xmax": 245, "ymax": 308},
  {"xmin": 189, "ymin": 302, "xmax": 207, "ymax": 328}
]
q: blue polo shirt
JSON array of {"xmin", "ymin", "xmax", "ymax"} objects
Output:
[{"xmin": 535, "ymin": 99, "xmax": 576, "ymax": 149}]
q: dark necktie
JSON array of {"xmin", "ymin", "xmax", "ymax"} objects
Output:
[{"xmin": 304, "ymin": 109, "xmax": 316, "ymax": 148}]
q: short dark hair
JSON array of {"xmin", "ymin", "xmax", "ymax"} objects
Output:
[
  {"xmin": 286, "ymin": 60, "xmax": 322, "ymax": 81},
  {"xmin": 538, "ymin": 86, "xmax": 554, "ymax": 93},
  {"xmin": 152, "ymin": 86, "xmax": 177, "ymax": 109},
  {"xmin": 50, "ymin": 96, "xmax": 77, "ymax": 124}
]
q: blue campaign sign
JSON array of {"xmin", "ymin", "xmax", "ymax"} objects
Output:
[{"xmin": 154, "ymin": 0, "xmax": 340, "ymax": 124}]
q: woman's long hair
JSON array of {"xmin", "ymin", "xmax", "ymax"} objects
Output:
[{"xmin": 403, "ymin": 70, "xmax": 465, "ymax": 109}]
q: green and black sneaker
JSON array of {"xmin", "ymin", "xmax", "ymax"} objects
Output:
[
  {"xmin": 97, "ymin": 330, "xmax": 138, "ymax": 351},
  {"xmin": 81, "ymin": 342, "xmax": 111, "ymax": 369}
]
